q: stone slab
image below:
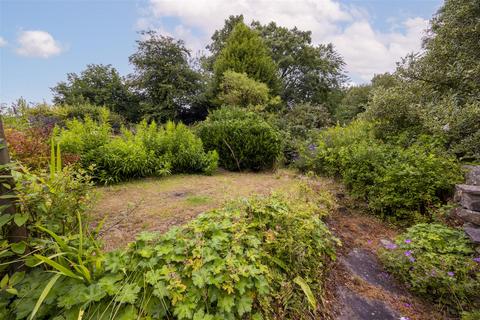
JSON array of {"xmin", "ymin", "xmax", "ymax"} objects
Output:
[
  {"xmin": 464, "ymin": 165, "xmax": 480, "ymax": 186},
  {"xmin": 455, "ymin": 207, "xmax": 480, "ymax": 225},
  {"xmin": 340, "ymin": 248, "xmax": 400, "ymax": 294},
  {"xmin": 336, "ymin": 286, "xmax": 399, "ymax": 320},
  {"xmin": 464, "ymin": 223, "xmax": 480, "ymax": 244}
]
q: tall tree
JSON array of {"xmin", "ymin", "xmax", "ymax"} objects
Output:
[
  {"xmin": 252, "ymin": 21, "xmax": 346, "ymax": 110},
  {"xmin": 52, "ymin": 64, "xmax": 139, "ymax": 121},
  {"xmin": 129, "ymin": 31, "xmax": 203, "ymax": 123},
  {"xmin": 207, "ymin": 17, "xmax": 346, "ymax": 111},
  {"xmin": 213, "ymin": 22, "xmax": 280, "ymax": 95}
]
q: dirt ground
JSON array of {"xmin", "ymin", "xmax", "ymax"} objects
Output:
[{"xmin": 89, "ymin": 169, "xmax": 301, "ymax": 250}]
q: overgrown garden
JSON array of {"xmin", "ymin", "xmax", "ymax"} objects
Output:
[{"xmin": 1, "ymin": 0, "xmax": 479, "ymax": 318}]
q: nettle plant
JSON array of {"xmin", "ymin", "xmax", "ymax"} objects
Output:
[
  {"xmin": 379, "ymin": 223, "xmax": 480, "ymax": 315},
  {"xmin": 0, "ymin": 184, "xmax": 338, "ymax": 320}
]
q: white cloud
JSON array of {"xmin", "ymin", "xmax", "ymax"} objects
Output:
[
  {"xmin": 140, "ymin": 0, "xmax": 429, "ymax": 82},
  {"xmin": 16, "ymin": 30, "xmax": 63, "ymax": 58},
  {"xmin": 0, "ymin": 37, "xmax": 7, "ymax": 47}
]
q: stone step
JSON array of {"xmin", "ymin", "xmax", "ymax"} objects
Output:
[
  {"xmin": 336, "ymin": 286, "xmax": 399, "ymax": 320},
  {"xmin": 339, "ymin": 248, "xmax": 401, "ymax": 294},
  {"xmin": 464, "ymin": 223, "xmax": 480, "ymax": 244},
  {"xmin": 454, "ymin": 207, "xmax": 480, "ymax": 225},
  {"xmin": 456, "ymin": 184, "xmax": 480, "ymax": 211}
]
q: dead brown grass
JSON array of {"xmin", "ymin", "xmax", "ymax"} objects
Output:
[{"xmin": 89, "ymin": 169, "xmax": 301, "ymax": 250}]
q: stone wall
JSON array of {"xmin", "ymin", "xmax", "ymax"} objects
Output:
[{"xmin": 453, "ymin": 165, "xmax": 480, "ymax": 252}]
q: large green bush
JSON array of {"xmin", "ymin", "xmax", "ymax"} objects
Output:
[
  {"xmin": 197, "ymin": 107, "xmax": 282, "ymax": 171},
  {"xmin": 0, "ymin": 184, "xmax": 338, "ymax": 319},
  {"xmin": 298, "ymin": 121, "xmax": 463, "ymax": 221},
  {"xmin": 57, "ymin": 117, "xmax": 217, "ymax": 183},
  {"xmin": 379, "ymin": 223, "xmax": 480, "ymax": 314}
]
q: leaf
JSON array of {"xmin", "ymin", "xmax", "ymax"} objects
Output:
[
  {"xmin": 0, "ymin": 213, "xmax": 11, "ymax": 227},
  {"xmin": 6, "ymin": 288, "xmax": 18, "ymax": 295},
  {"xmin": 9, "ymin": 271, "xmax": 25, "ymax": 286},
  {"xmin": 13, "ymin": 213, "xmax": 28, "ymax": 227},
  {"xmin": 0, "ymin": 274, "xmax": 8, "ymax": 288},
  {"xmin": 293, "ymin": 276, "xmax": 316, "ymax": 309},
  {"xmin": 218, "ymin": 294, "xmax": 235, "ymax": 313},
  {"xmin": 34, "ymin": 254, "xmax": 82, "ymax": 280},
  {"xmin": 11, "ymin": 242, "xmax": 26, "ymax": 254},
  {"xmin": 237, "ymin": 294, "xmax": 253, "ymax": 316},
  {"xmin": 29, "ymin": 273, "xmax": 61, "ymax": 320}
]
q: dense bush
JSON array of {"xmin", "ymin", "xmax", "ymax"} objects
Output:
[
  {"xmin": 379, "ymin": 223, "xmax": 480, "ymax": 314},
  {"xmin": 197, "ymin": 107, "xmax": 282, "ymax": 171},
  {"xmin": 5, "ymin": 127, "xmax": 50, "ymax": 169},
  {"xmin": 298, "ymin": 121, "xmax": 463, "ymax": 221},
  {"xmin": 57, "ymin": 117, "xmax": 217, "ymax": 183},
  {"xmin": 0, "ymin": 184, "xmax": 338, "ymax": 319}
]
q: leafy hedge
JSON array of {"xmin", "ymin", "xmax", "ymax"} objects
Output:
[
  {"xmin": 297, "ymin": 120, "xmax": 463, "ymax": 221},
  {"xmin": 0, "ymin": 184, "xmax": 338, "ymax": 319},
  {"xmin": 57, "ymin": 116, "xmax": 218, "ymax": 184},
  {"xmin": 197, "ymin": 107, "xmax": 282, "ymax": 171},
  {"xmin": 379, "ymin": 223, "xmax": 480, "ymax": 314}
]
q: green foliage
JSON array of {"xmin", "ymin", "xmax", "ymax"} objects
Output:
[
  {"xmin": 218, "ymin": 70, "xmax": 279, "ymax": 110},
  {"xmin": 51, "ymin": 64, "xmax": 139, "ymax": 122},
  {"xmin": 58, "ymin": 117, "xmax": 217, "ymax": 183},
  {"xmin": 213, "ymin": 22, "xmax": 280, "ymax": 95},
  {"xmin": 1, "ymin": 185, "xmax": 338, "ymax": 319},
  {"xmin": 335, "ymin": 85, "xmax": 371, "ymax": 124},
  {"xmin": 379, "ymin": 223, "xmax": 480, "ymax": 314},
  {"xmin": 298, "ymin": 121, "xmax": 463, "ymax": 221},
  {"xmin": 197, "ymin": 107, "xmax": 282, "ymax": 171},
  {"xmin": 129, "ymin": 31, "xmax": 203, "ymax": 123}
]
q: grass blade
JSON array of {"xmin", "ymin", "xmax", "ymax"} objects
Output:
[{"xmin": 29, "ymin": 273, "xmax": 61, "ymax": 320}]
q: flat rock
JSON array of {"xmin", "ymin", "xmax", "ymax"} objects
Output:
[
  {"xmin": 464, "ymin": 223, "xmax": 480, "ymax": 244},
  {"xmin": 336, "ymin": 286, "xmax": 399, "ymax": 320},
  {"xmin": 454, "ymin": 207, "xmax": 480, "ymax": 225},
  {"xmin": 340, "ymin": 248, "xmax": 400, "ymax": 294},
  {"xmin": 464, "ymin": 165, "xmax": 480, "ymax": 186},
  {"xmin": 456, "ymin": 185, "xmax": 480, "ymax": 211}
]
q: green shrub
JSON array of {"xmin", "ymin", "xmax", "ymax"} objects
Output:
[
  {"xmin": 57, "ymin": 111, "xmax": 112, "ymax": 156},
  {"xmin": 0, "ymin": 185, "xmax": 338, "ymax": 319},
  {"xmin": 298, "ymin": 121, "xmax": 463, "ymax": 221},
  {"xmin": 379, "ymin": 223, "xmax": 480, "ymax": 314},
  {"xmin": 137, "ymin": 121, "xmax": 218, "ymax": 175},
  {"xmin": 197, "ymin": 107, "xmax": 282, "ymax": 171}
]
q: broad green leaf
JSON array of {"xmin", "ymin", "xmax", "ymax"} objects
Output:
[
  {"xmin": 13, "ymin": 213, "xmax": 28, "ymax": 227},
  {"xmin": 293, "ymin": 276, "xmax": 316, "ymax": 309},
  {"xmin": 11, "ymin": 242, "xmax": 26, "ymax": 254},
  {"xmin": 34, "ymin": 254, "xmax": 82, "ymax": 280},
  {"xmin": 29, "ymin": 273, "xmax": 62, "ymax": 320}
]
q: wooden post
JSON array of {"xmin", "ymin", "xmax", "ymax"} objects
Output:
[{"xmin": 0, "ymin": 118, "xmax": 27, "ymax": 245}]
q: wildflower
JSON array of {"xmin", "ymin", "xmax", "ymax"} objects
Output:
[
  {"xmin": 408, "ymin": 257, "xmax": 415, "ymax": 263},
  {"xmin": 404, "ymin": 239, "xmax": 412, "ymax": 244},
  {"xmin": 404, "ymin": 250, "xmax": 412, "ymax": 257},
  {"xmin": 385, "ymin": 242, "xmax": 397, "ymax": 250},
  {"xmin": 447, "ymin": 271, "xmax": 454, "ymax": 277},
  {"xmin": 473, "ymin": 257, "xmax": 480, "ymax": 263},
  {"xmin": 367, "ymin": 240, "xmax": 372, "ymax": 244},
  {"xmin": 400, "ymin": 317, "xmax": 410, "ymax": 320},
  {"xmin": 308, "ymin": 144, "xmax": 317, "ymax": 151}
]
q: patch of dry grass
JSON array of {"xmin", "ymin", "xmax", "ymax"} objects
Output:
[{"xmin": 89, "ymin": 169, "xmax": 302, "ymax": 250}]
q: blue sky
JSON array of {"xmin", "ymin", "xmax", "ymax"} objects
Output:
[{"xmin": 0, "ymin": 0, "xmax": 442, "ymax": 105}]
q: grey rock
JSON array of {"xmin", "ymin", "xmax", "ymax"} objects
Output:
[
  {"xmin": 464, "ymin": 165, "xmax": 480, "ymax": 186},
  {"xmin": 336, "ymin": 286, "xmax": 399, "ymax": 320},
  {"xmin": 464, "ymin": 223, "xmax": 480, "ymax": 244},
  {"xmin": 340, "ymin": 248, "xmax": 400, "ymax": 294},
  {"xmin": 454, "ymin": 207, "xmax": 480, "ymax": 225},
  {"xmin": 456, "ymin": 185, "xmax": 480, "ymax": 211}
]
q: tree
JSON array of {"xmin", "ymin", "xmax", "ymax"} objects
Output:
[
  {"xmin": 52, "ymin": 64, "xmax": 139, "ymax": 121},
  {"xmin": 207, "ymin": 17, "xmax": 346, "ymax": 110},
  {"xmin": 399, "ymin": 0, "xmax": 480, "ymax": 101},
  {"xmin": 218, "ymin": 70, "xmax": 280, "ymax": 110},
  {"xmin": 129, "ymin": 31, "xmax": 203, "ymax": 123},
  {"xmin": 213, "ymin": 22, "xmax": 280, "ymax": 95},
  {"xmin": 335, "ymin": 85, "xmax": 371, "ymax": 124},
  {"xmin": 253, "ymin": 21, "xmax": 346, "ymax": 110}
]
